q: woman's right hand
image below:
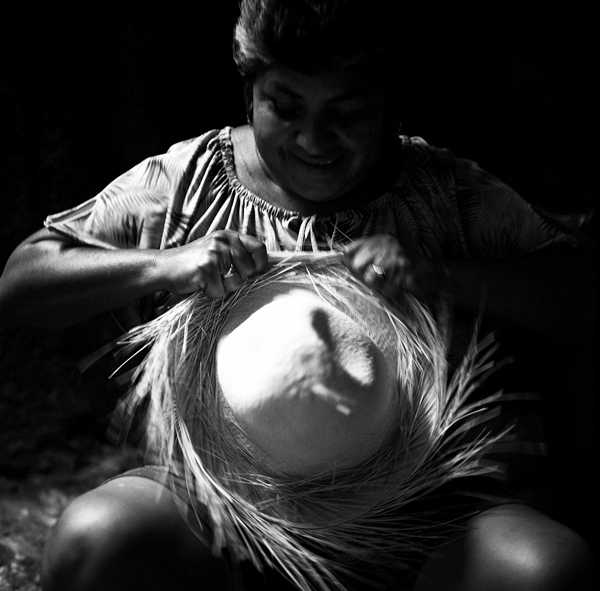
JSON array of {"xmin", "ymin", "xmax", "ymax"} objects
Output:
[{"xmin": 157, "ymin": 230, "xmax": 268, "ymax": 297}]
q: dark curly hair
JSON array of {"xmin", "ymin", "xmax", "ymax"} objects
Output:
[
  {"xmin": 233, "ymin": 0, "xmax": 400, "ymax": 79},
  {"xmin": 233, "ymin": 0, "xmax": 405, "ymax": 127}
]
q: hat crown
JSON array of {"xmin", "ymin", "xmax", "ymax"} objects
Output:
[{"xmin": 216, "ymin": 287, "xmax": 395, "ymax": 476}]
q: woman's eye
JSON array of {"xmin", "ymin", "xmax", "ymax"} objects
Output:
[
  {"xmin": 329, "ymin": 105, "xmax": 372, "ymax": 124},
  {"xmin": 269, "ymin": 98, "xmax": 301, "ymax": 120}
]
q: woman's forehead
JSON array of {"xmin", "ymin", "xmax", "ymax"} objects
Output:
[{"xmin": 257, "ymin": 65, "xmax": 383, "ymax": 102}]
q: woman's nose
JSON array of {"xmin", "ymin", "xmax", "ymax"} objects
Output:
[{"xmin": 295, "ymin": 117, "xmax": 335, "ymax": 156}]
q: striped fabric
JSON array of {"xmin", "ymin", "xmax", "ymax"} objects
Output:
[
  {"xmin": 45, "ymin": 126, "xmax": 573, "ymax": 260},
  {"xmin": 44, "ymin": 126, "xmax": 575, "ymax": 341}
]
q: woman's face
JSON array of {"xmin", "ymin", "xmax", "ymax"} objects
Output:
[{"xmin": 251, "ymin": 65, "xmax": 388, "ymax": 204}]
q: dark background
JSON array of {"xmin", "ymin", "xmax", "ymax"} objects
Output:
[
  {"xmin": 0, "ymin": 5, "xmax": 596, "ymax": 584},
  {"xmin": 1, "ymin": 7, "xmax": 596, "ymax": 254}
]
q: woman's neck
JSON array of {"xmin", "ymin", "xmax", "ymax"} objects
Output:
[{"xmin": 231, "ymin": 126, "xmax": 299, "ymax": 211}]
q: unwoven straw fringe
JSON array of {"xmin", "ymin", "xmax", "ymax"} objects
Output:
[{"xmin": 115, "ymin": 251, "xmax": 511, "ymax": 591}]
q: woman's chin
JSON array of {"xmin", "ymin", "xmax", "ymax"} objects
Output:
[{"xmin": 285, "ymin": 176, "xmax": 350, "ymax": 205}]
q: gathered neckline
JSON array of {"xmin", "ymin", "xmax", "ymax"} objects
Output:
[{"xmin": 216, "ymin": 126, "xmax": 397, "ymax": 220}]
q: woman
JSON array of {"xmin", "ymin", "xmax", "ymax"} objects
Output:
[{"xmin": 0, "ymin": 1, "xmax": 593, "ymax": 589}]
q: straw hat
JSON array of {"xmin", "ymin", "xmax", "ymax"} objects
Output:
[
  {"xmin": 216, "ymin": 283, "xmax": 398, "ymax": 476},
  {"xmin": 117, "ymin": 253, "xmax": 507, "ymax": 590}
]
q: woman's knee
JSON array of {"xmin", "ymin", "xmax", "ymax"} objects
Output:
[
  {"xmin": 41, "ymin": 476, "xmax": 232, "ymax": 591},
  {"xmin": 415, "ymin": 504, "xmax": 594, "ymax": 591},
  {"xmin": 467, "ymin": 504, "xmax": 594, "ymax": 590}
]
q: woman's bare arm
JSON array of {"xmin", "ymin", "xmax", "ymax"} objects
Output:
[
  {"xmin": 0, "ymin": 228, "xmax": 267, "ymax": 329},
  {"xmin": 0, "ymin": 229, "xmax": 167, "ymax": 328}
]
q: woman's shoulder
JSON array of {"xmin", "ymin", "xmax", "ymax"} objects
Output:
[
  {"xmin": 166, "ymin": 128, "xmax": 220, "ymax": 151},
  {"xmin": 152, "ymin": 127, "xmax": 233, "ymax": 200},
  {"xmin": 388, "ymin": 134, "xmax": 461, "ymax": 196},
  {"xmin": 396, "ymin": 134, "xmax": 458, "ymax": 169},
  {"xmin": 394, "ymin": 135, "xmax": 514, "ymax": 187},
  {"xmin": 161, "ymin": 128, "xmax": 225, "ymax": 165},
  {"xmin": 396, "ymin": 136, "xmax": 523, "ymax": 199},
  {"xmin": 116, "ymin": 129, "xmax": 228, "ymax": 194}
]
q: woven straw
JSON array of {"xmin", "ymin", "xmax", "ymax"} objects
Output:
[{"xmin": 114, "ymin": 252, "xmax": 510, "ymax": 590}]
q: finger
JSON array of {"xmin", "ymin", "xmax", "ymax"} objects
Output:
[
  {"xmin": 362, "ymin": 262, "xmax": 387, "ymax": 287},
  {"xmin": 202, "ymin": 264, "xmax": 226, "ymax": 298},
  {"xmin": 238, "ymin": 235, "xmax": 268, "ymax": 273},
  {"xmin": 341, "ymin": 238, "xmax": 368, "ymax": 263},
  {"xmin": 352, "ymin": 248, "xmax": 381, "ymax": 274},
  {"xmin": 222, "ymin": 271, "xmax": 244, "ymax": 293},
  {"xmin": 384, "ymin": 264, "xmax": 420, "ymax": 299},
  {"xmin": 214, "ymin": 247, "xmax": 233, "ymax": 276},
  {"xmin": 341, "ymin": 240, "xmax": 377, "ymax": 274},
  {"xmin": 228, "ymin": 235, "xmax": 257, "ymax": 279},
  {"xmin": 220, "ymin": 253, "xmax": 244, "ymax": 292},
  {"xmin": 381, "ymin": 258, "xmax": 407, "ymax": 288},
  {"xmin": 361, "ymin": 265, "xmax": 377, "ymax": 286}
]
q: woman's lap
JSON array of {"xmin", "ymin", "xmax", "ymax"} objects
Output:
[
  {"xmin": 43, "ymin": 467, "xmax": 593, "ymax": 590},
  {"xmin": 42, "ymin": 471, "xmax": 238, "ymax": 591}
]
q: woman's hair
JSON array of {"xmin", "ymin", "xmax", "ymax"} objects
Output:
[
  {"xmin": 233, "ymin": 0, "xmax": 397, "ymax": 81},
  {"xmin": 233, "ymin": 0, "xmax": 408, "ymax": 128}
]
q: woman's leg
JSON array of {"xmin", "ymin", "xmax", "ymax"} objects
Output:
[
  {"xmin": 413, "ymin": 503, "xmax": 594, "ymax": 591},
  {"xmin": 41, "ymin": 475, "xmax": 235, "ymax": 591}
]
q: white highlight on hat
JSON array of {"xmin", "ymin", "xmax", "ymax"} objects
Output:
[{"xmin": 216, "ymin": 286, "xmax": 396, "ymax": 476}]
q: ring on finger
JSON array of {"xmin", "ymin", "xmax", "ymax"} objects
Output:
[
  {"xmin": 370, "ymin": 263, "xmax": 386, "ymax": 278},
  {"xmin": 222, "ymin": 263, "xmax": 237, "ymax": 279}
]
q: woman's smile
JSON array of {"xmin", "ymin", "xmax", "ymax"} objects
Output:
[
  {"xmin": 289, "ymin": 150, "xmax": 343, "ymax": 171},
  {"xmin": 251, "ymin": 65, "xmax": 387, "ymax": 204}
]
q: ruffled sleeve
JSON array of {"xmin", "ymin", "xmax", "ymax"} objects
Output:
[
  {"xmin": 44, "ymin": 131, "xmax": 220, "ymax": 250},
  {"xmin": 42, "ymin": 131, "xmax": 223, "ymax": 368},
  {"xmin": 453, "ymin": 158, "xmax": 578, "ymax": 259}
]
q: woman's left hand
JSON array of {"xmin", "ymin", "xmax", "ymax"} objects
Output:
[{"xmin": 342, "ymin": 234, "xmax": 439, "ymax": 300}]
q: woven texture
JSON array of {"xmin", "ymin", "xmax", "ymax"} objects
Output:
[{"xmin": 113, "ymin": 254, "xmax": 511, "ymax": 590}]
